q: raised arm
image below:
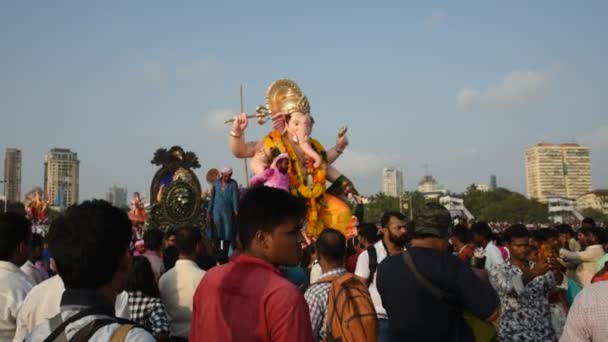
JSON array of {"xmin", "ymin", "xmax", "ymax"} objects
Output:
[
  {"xmin": 230, "ymin": 113, "xmax": 258, "ymax": 158},
  {"xmin": 326, "ymin": 129, "xmax": 349, "ymax": 164},
  {"xmin": 326, "ymin": 166, "xmax": 360, "ymax": 197},
  {"xmin": 326, "ymin": 146, "xmax": 342, "ymax": 164},
  {"xmin": 560, "ymin": 247, "xmax": 601, "ymax": 263}
]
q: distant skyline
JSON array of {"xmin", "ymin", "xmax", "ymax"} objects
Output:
[{"xmin": 1, "ymin": 1, "xmax": 607, "ymax": 200}]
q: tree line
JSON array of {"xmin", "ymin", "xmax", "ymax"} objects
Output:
[{"xmin": 362, "ymin": 186, "xmax": 552, "ymax": 224}]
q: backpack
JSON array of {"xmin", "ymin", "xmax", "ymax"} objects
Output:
[
  {"xmin": 43, "ymin": 307, "xmax": 142, "ymax": 342},
  {"xmin": 366, "ymin": 245, "xmax": 378, "ymax": 287},
  {"xmin": 319, "ymin": 272, "xmax": 377, "ymax": 342}
]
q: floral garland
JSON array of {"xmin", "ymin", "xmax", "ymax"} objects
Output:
[{"xmin": 264, "ymin": 130, "xmax": 327, "ymax": 237}]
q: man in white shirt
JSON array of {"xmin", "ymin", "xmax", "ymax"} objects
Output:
[
  {"xmin": 0, "ymin": 213, "xmax": 34, "ymax": 340},
  {"xmin": 25, "ymin": 200, "xmax": 154, "ymax": 341},
  {"xmin": 14, "ymin": 274, "xmax": 130, "ymax": 341},
  {"xmin": 20, "ymin": 233, "xmax": 48, "ymax": 285},
  {"xmin": 472, "ymin": 222, "xmax": 505, "ymax": 272},
  {"xmin": 355, "ymin": 212, "xmax": 408, "ymax": 342},
  {"xmin": 159, "ymin": 226, "xmax": 206, "ymax": 339},
  {"xmin": 560, "ymin": 227, "xmax": 606, "ymax": 288}
]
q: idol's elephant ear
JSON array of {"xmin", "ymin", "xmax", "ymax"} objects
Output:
[{"xmin": 272, "ymin": 113, "xmax": 287, "ymax": 133}]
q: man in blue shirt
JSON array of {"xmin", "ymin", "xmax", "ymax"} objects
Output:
[{"xmin": 208, "ymin": 167, "xmax": 239, "ymax": 259}]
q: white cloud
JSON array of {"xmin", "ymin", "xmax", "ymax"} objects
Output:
[
  {"xmin": 333, "ymin": 150, "xmax": 398, "ymax": 178},
  {"xmin": 457, "ymin": 65, "xmax": 561, "ymax": 109},
  {"xmin": 205, "ymin": 109, "xmax": 233, "ymax": 131},
  {"xmin": 462, "ymin": 147, "xmax": 479, "ymax": 157},
  {"xmin": 582, "ymin": 126, "xmax": 608, "ymax": 151},
  {"xmin": 175, "ymin": 57, "xmax": 222, "ymax": 81},
  {"xmin": 142, "ymin": 63, "xmax": 169, "ymax": 89},
  {"xmin": 423, "ymin": 11, "xmax": 446, "ymax": 30}
]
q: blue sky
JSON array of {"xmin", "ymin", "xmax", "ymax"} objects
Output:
[{"xmin": 1, "ymin": 1, "xmax": 607, "ymax": 200}]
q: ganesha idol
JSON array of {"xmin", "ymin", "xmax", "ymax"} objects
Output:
[
  {"xmin": 25, "ymin": 190, "xmax": 48, "ymax": 225},
  {"xmin": 228, "ymin": 79, "xmax": 359, "ymax": 238}
]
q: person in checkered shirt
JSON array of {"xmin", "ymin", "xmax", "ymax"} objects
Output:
[
  {"xmin": 304, "ymin": 228, "xmax": 348, "ymax": 341},
  {"xmin": 126, "ymin": 256, "xmax": 171, "ymax": 341}
]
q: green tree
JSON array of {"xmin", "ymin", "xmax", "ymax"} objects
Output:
[
  {"xmin": 580, "ymin": 208, "xmax": 608, "ymax": 223},
  {"xmin": 363, "ymin": 192, "xmax": 399, "ymax": 223},
  {"xmin": 463, "ymin": 188, "xmax": 548, "ymax": 223},
  {"xmin": 362, "ymin": 191, "xmax": 427, "ymax": 223}
]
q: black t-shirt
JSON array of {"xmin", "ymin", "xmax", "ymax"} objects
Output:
[
  {"xmin": 196, "ymin": 255, "xmax": 218, "ymax": 271},
  {"xmin": 376, "ymin": 247, "xmax": 498, "ymax": 342}
]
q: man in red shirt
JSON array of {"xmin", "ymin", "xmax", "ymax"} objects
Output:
[{"xmin": 190, "ymin": 186, "xmax": 314, "ymax": 342}]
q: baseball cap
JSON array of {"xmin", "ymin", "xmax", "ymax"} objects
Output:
[{"xmin": 414, "ymin": 202, "xmax": 452, "ymax": 239}]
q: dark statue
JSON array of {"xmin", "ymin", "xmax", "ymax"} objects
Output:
[{"xmin": 147, "ymin": 146, "xmax": 205, "ymax": 230}]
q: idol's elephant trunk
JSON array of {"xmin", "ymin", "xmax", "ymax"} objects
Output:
[{"xmin": 293, "ymin": 131, "xmax": 322, "ymax": 169}]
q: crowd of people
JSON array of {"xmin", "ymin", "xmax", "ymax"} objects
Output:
[{"xmin": 1, "ymin": 186, "xmax": 607, "ymax": 341}]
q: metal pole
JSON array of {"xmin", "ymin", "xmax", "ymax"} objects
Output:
[{"xmin": 240, "ymin": 84, "xmax": 250, "ymax": 186}]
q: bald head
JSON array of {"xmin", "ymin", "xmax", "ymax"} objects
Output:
[{"xmin": 316, "ymin": 228, "xmax": 346, "ymax": 263}]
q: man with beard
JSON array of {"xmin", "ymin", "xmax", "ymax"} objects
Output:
[
  {"xmin": 355, "ymin": 211, "xmax": 408, "ymax": 342},
  {"xmin": 377, "ymin": 203, "xmax": 498, "ymax": 342}
]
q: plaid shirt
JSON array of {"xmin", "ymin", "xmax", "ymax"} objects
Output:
[
  {"xmin": 128, "ymin": 291, "xmax": 171, "ymax": 335},
  {"xmin": 304, "ymin": 267, "xmax": 346, "ymax": 341}
]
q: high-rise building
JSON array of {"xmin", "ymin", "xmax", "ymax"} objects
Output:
[
  {"xmin": 382, "ymin": 167, "xmax": 404, "ymax": 197},
  {"xmin": 490, "ymin": 174, "xmax": 497, "ymax": 191},
  {"xmin": 106, "ymin": 185, "xmax": 128, "ymax": 208},
  {"xmin": 3, "ymin": 148, "xmax": 22, "ymax": 202},
  {"xmin": 525, "ymin": 142, "xmax": 592, "ymax": 202},
  {"xmin": 417, "ymin": 174, "xmax": 445, "ymax": 194},
  {"xmin": 474, "ymin": 184, "xmax": 490, "ymax": 192},
  {"xmin": 44, "ymin": 148, "xmax": 80, "ymax": 207}
]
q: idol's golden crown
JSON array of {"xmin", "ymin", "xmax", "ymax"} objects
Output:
[{"xmin": 265, "ymin": 79, "xmax": 311, "ymax": 115}]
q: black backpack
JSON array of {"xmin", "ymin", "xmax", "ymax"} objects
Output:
[
  {"xmin": 42, "ymin": 307, "xmax": 146, "ymax": 342},
  {"xmin": 366, "ymin": 245, "xmax": 378, "ymax": 287}
]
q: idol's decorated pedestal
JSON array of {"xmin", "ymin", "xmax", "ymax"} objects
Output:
[{"xmin": 146, "ymin": 146, "xmax": 205, "ymax": 231}]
